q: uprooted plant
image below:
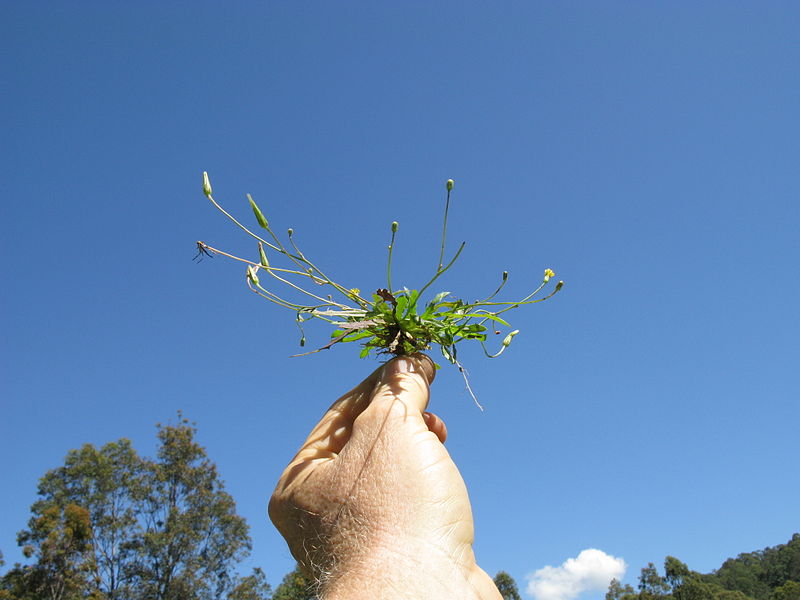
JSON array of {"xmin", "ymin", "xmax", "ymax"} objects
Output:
[{"xmin": 195, "ymin": 173, "xmax": 563, "ymax": 408}]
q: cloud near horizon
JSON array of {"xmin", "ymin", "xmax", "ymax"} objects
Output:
[{"xmin": 526, "ymin": 548, "xmax": 627, "ymax": 600}]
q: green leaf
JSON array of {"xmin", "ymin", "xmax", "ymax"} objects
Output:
[
  {"xmin": 431, "ymin": 291, "xmax": 450, "ymax": 305},
  {"xmin": 469, "ymin": 313, "xmax": 511, "ymax": 327},
  {"xmin": 342, "ymin": 330, "xmax": 374, "ymax": 342},
  {"xmin": 440, "ymin": 345, "xmax": 453, "ymax": 363},
  {"xmin": 403, "ymin": 289, "xmax": 420, "ymax": 317},
  {"xmin": 395, "ymin": 295, "xmax": 408, "ymax": 316}
]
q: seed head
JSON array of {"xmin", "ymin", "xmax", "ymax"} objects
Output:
[
  {"xmin": 248, "ymin": 194, "xmax": 269, "ymax": 230},
  {"xmin": 258, "ymin": 242, "xmax": 269, "ymax": 268}
]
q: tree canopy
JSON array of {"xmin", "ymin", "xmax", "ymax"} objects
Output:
[
  {"xmin": 1, "ymin": 416, "xmax": 267, "ymax": 600},
  {"xmin": 494, "ymin": 570, "xmax": 522, "ymax": 600},
  {"xmin": 608, "ymin": 535, "xmax": 800, "ymax": 600}
]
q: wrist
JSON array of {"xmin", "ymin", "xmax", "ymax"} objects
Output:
[{"xmin": 319, "ymin": 544, "xmax": 501, "ymax": 600}]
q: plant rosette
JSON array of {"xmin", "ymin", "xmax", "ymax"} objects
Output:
[{"xmin": 196, "ymin": 174, "xmax": 563, "ymax": 408}]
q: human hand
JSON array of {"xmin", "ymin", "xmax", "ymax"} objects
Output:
[{"xmin": 269, "ymin": 354, "xmax": 502, "ymax": 600}]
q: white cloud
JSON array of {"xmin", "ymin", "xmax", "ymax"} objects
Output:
[{"xmin": 526, "ymin": 548, "xmax": 627, "ymax": 600}]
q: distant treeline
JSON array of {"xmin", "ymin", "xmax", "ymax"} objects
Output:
[{"xmin": 607, "ymin": 534, "xmax": 800, "ymax": 600}]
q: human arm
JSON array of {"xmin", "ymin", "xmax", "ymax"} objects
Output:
[{"xmin": 268, "ymin": 354, "xmax": 502, "ymax": 600}]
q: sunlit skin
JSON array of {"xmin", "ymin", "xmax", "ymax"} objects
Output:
[{"xmin": 269, "ymin": 354, "xmax": 502, "ymax": 600}]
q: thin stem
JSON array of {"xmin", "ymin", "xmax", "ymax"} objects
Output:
[
  {"xmin": 200, "ymin": 244, "xmax": 327, "ymax": 280},
  {"xmin": 479, "ymin": 339, "xmax": 509, "ymax": 359},
  {"xmin": 455, "ymin": 360, "xmax": 483, "ymax": 411},
  {"xmin": 492, "ymin": 281, "xmax": 560, "ymax": 316},
  {"xmin": 473, "ymin": 280, "xmax": 550, "ymax": 328},
  {"xmin": 418, "ymin": 241, "xmax": 466, "ymax": 299},
  {"xmin": 437, "ymin": 187, "xmax": 452, "ymax": 271},
  {"xmin": 482, "ymin": 272, "xmax": 509, "ymax": 303},
  {"xmin": 207, "ymin": 191, "xmax": 353, "ymax": 302},
  {"xmin": 387, "ymin": 227, "xmax": 398, "ymax": 293},
  {"xmin": 247, "ymin": 280, "xmax": 305, "ymax": 310},
  {"xmin": 310, "ymin": 308, "xmax": 369, "ymax": 319},
  {"xmin": 260, "ymin": 266, "xmax": 351, "ymax": 309},
  {"xmin": 206, "ymin": 194, "xmax": 281, "ymax": 253},
  {"xmin": 286, "ymin": 228, "xmax": 353, "ymax": 300}
]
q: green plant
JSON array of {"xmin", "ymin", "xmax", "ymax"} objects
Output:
[{"xmin": 196, "ymin": 173, "xmax": 563, "ymax": 408}]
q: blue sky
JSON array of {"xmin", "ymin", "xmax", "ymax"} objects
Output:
[{"xmin": 2, "ymin": 3, "xmax": 798, "ymax": 598}]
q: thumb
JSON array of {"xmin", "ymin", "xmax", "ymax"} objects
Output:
[{"xmin": 358, "ymin": 353, "xmax": 437, "ymax": 424}]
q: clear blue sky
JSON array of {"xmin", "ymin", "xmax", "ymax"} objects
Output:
[{"xmin": 2, "ymin": 3, "xmax": 798, "ymax": 598}]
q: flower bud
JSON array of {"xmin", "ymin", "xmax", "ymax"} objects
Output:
[
  {"xmin": 446, "ymin": 179, "xmax": 454, "ymax": 191},
  {"xmin": 502, "ymin": 329, "xmax": 520, "ymax": 347},
  {"xmin": 258, "ymin": 242, "xmax": 269, "ymax": 268},
  {"xmin": 502, "ymin": 270, "xmax": 508, "ymax": 282},
  {"xmin": 202, "ymin": 172, "xmax": 212, "ymax": 197},
  {"xmin": 555, "ymin": 280, "xmax": 564, "ymax": 292},
  {"xmin": 287, "ymin": 228, "xmax": 294, "ymax": 236},
  {"xmin": 391, "ymin": 221, "xmax": 399, "ymax": 233},
  {"xmin": 247, "ymin": 194, "xmax": 269, "ymax": 229},
  {"xmin": 246, "ymin": 265, "xmax": 260, "ymax": 285}
]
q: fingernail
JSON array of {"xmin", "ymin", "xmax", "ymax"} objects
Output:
[{"xmin": 383, "ymin": 357, "xmax": 416, "ymax": 377}]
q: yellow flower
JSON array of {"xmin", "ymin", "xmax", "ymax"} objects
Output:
[{"xmin": 543, "ymin": 268, "xmax": 556, "ymax": 283}]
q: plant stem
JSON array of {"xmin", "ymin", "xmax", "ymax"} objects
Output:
[
  {"xmin": 387, "ymin": 228, "xmax": 397, "ymax": 293},
  {"xmin": 437, "ymin": 187, "xmax": 452, "ymax": 271},
  {"xmin": 418, "ymin": 241, "xmax": 466, "ymax": 299},
  {"xmin": 206, "ymin": 194, "xmax": 281, "ymax": 253}
]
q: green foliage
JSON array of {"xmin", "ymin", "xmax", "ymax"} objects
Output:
[
  {"xmin": 713, "ymin": 554, "xmax": 769, "ymax": 600},
  {"xmin": 710, "ymin": 534, "xmax": 800, "ymax": 600},
  {"xmin": 197, "ymin": 174, "xmax": 563, "ymax": 407},
  {"xmin": 8, "ymin": 503, "xmax": 94, "ymax": 600},
  {"xmin": 639, "ymin": 562, "xmax": 672, "ymax": 600},
  {"xmin": 773, "ymin": 581, "xmax": 800, "ymax": 600},
  {"xmin": 28, "ymin": 438, "xmax": 143, "ymax": 598},
  {"xmin": 493, "ymin": 570, "xmax": 522, "ymax": 600},
  {"xmin": 226, "ymin": 568, "xmax": 272, "ymax": 600},
  {"xmin": 607, "ymin": 578, "xmax": 638, "ymax": 600},
  {"xmin": 132, "ymin": 418, "xmax": 252, "ymax": 600},
  {"xmin": 271, "ymin": 565, "xmax": 316, "ymax": 600},
  {"xmin": 2, "ymin": 416, "xmax": 255, "ymax": 600},
  {"xmin": 607, "ymin": 534, "xmax": 800, "ymax": 600}
]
